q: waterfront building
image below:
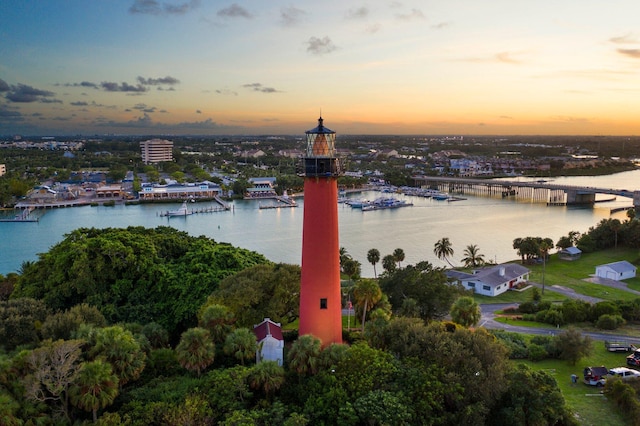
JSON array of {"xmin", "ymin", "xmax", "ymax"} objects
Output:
[
  {"xmin": 140, "ymin": 139, "xmax": 173, "ymax": 164},
  {"xmin": 298, "ymin": 116, "xmax": 343, "ymax": 346},
  {"xmin": 138, "ymin": 182, "xmax": 222, "ymax": 201},
  {"xmin": 446, "ymin": 263, "xmax": 530, "ymax": 297},
  {"xmin": 244, "ymin": 177, "xmax": 277, "ymax": 199}
]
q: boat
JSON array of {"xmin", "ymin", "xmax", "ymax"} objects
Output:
[
  {"xmin": 432, "ymin": 193, "xmax": 450, "ymax": 201},
  {"xmin": 166, "ymin": 201, "xmax": 192, "ymax": 217},
  {"xmin": 361, "ymin": 197, "xmax": 413, "ymax": 211}
]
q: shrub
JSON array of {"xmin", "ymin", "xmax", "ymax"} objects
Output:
[
  {"xmin": 518, "ymin": 301, "xmax": 538, "ymax": 314},
  {"xmin": 531, "ymin": 335, "xmax": 561, "ymax": 359},
  {"xmin": 543, "ymin": 309, "xmax": 564, "ymax": 326},
  {"xmin": 528, "ymin": 343, "xmax": 548, "ymax": 362},
  {"xmin": 596, "ymin": 314, "xmax": 626, "ymax": 330}
]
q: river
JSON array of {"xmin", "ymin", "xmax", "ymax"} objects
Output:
[{"xmin": 1, "ymin": 170, "xmax": 637, "ymax": 278}]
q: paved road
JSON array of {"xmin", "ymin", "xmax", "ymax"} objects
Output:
[{"xmin": 479, "ymin": 279, "xmax": 638, "ymax": 344}]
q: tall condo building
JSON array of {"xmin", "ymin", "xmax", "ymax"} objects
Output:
[
  {"xmin": 298, "ymin": 116, "xmax": 343, "ymax": 346},
  {"xmin": 140, "ymin": 139, "xmax": 174, "ymax": 164}
]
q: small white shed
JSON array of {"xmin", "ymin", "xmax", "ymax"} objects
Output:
[
  {"xmin": 253, "ymin": 318, "xmax": 284, "ymax": 366},
  {"xmin": 595, "ymin": 261, "xmax": 637, "ymax": 281}
]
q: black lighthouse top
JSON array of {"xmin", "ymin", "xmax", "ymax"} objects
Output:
[{"xmin": 300, "ymin": 116, "xmax": 341, "ymax": 177}]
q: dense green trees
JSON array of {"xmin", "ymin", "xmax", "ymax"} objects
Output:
[
  {"xmin": 12, "ymin": 226, "xmax": 268, "ymax": 340},
  {"xmin": 379, "ymin": 262, "xmax": 467, "ymax": 321},
  {"xmin": 206, "ymin": 263, "xmax": 300, "ymax": 328}
]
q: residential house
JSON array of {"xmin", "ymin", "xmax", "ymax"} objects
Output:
[
  {"xmin": 595, "ymin": 261, "xmax": 637, "ymax": 281},
  {"xmin": 447, "ymin": 263, "xmax": 530, "ymax": 297},
  {"xmin": 253, "ymin": 318, "xmax": 284, "ymax": 366}
]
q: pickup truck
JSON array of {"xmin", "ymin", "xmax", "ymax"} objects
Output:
[{"xmin": 605, "ymin": 341, "xmax": 637, "ymax": 352}]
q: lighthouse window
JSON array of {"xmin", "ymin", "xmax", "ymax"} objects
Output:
[{"xmin": 320, "ymin": 298, "xmax": 327, "ymax": 309}]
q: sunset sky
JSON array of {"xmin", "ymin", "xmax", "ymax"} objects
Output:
[{"xmin": 2, "ymin": 1, "xmax": 640, "ymax": 136}]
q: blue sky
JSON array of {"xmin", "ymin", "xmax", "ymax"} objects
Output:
[{"xmin": 2, "ymin": 1, "xmax": 640, "ymax": 136}]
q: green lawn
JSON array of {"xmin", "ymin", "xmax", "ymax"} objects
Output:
[{"xmin": 514, "ymin": 342, "xmax": 633, "ymax": 426}]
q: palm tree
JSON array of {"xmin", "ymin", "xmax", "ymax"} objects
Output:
[
  {"xmin": 287, "ymin": 334, "xmax": 322, "ymax": 375},
  {"xmin": 353, "ymin": 278, "xmax": 382, "ymax": 332},
  {"xmin": 223, "ymin": 328, "xmax": 257, "ymax": 366},
  {"xmin": 339, "ymin": 247, "xmax": 350, "ymax": 271},
  {"xmin": 433, "ymin": 237, "xmax": 455, "ymax": 267},
  {"xmin": 367, "ymin": 248, "xmax": 381, "ymax": 278},
  {"xmin": 450, "ymin": 296, "xmax": 481, "ymax": 327},
  {"xmin": 198, "ymin": 303, "xmax": 235, "ymax": 343},
  {"xmin": 247, "ymin": 360, "xmax": 285, "ymax": 398},
  {"xmin": 381, "ymin": 254, "xmax": 397, "ymax": 274},
  {"xmin": 342, "ymin": 257, "xmax": 361, "ymax": 283},
  {"xmin": 461, "ymin": 244, "xmax": 485, "ymax": 268},
  {"xmin": 175, "ymin": 327, "xmax": 215, "ymax": 376},
  {"xmin": 538, "ymin": 239, "xmax": 553, "ymax": 295},
  {"xmin": 69, "ymin": 360, "xmax": 119, "ymax": 423},
  {"xmin": 392, "ymin": 248, "xmax": 405, "ymax": 269}
]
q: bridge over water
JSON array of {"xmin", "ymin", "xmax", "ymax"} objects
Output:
[{"xmin": 413, "ymin": 176, "xmax": 640, "ymax": 212}]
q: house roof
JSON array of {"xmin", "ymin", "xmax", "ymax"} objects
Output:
[
  {"xmin": 448, "ymin": 263, "xmax": 530, "ymax": 288},
  {"xmin": 253, "ymin": 318, "xmax": 283, "ymax": 342},
  {"xmin": 597, "ymin": 260, "xmax": 636, "ymax": 273},
  {"xmin": 561, "ymin": 246, "xmax": 582, "ymax": 255}
]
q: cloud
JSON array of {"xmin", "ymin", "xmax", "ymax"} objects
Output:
[
  {"xmin": 217, "ymin": 4, "xmax": 253, "ymax": 19},
  {"xmin": 0, "ymin": 103, "xmax": 24, "ymax": 122},
  {"xmin": 617, "ymin": 48, "xmax": 640, "ymax": 59},
  {"xmin": 129, "ymin": 0, "xmax": 200, "ymax": 15},
  {"xmin": 70, "ymin": 101, "xmax": 88, "ymax": 106},
  {"xmin": 395, "ymin": 8, "xmax": 424, "ymax": 21},
  {"xmin": 100, "ymin": 81, "xmax": 148, "ymax": 92},
  {"xmin": 431, "ymin": 21, "xmax": 451, "ymax": 30},
  {"xmin": 59, "ymin": 81, "xmax": 100, "ymax": 89},
  {"xmin": 215, "ymin": 88, "xmax": 238, "ymax": 96},
  {"xmin": 93, "ymin": 113, "xmax": 231, "ymax": 131},
  {"xmin": 610, "ymin": 33, "xmax": 638, "ymax": 44},
  {"xmin": 5, "ymin": 84, "xmax": 56, "ymax": 103},
  {"xmin": 132, "ymin": 103, "xmax": 157, "ymax": 113},
  {"xmin": 137, "ymin": 75, "xmax": 180, "ymax": 85},
  {"xmin": 39, "ymin": 98, "xmax": 63, "ymax": 104},
  {"xmin": 306, "ymin": 36, "xmax": 337, "ymax": 55},
  {"xmin": 242, "ymin": 83, "xmax": 280, "ymax": 93},
  {"xmin": 0, "ymin": 79, "xmax": 10, "ymax": 92},
  {"xmin": 345, "ymin": 7, "xmax": 369, "ymax": 19},
  {"xmin": 280, "ymin": 6, "xmax": 305, "ymax": 26}
]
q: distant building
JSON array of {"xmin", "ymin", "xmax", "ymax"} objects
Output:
[
  {"xmin": 140, "ymin": 139, "xmax": 173, "ymax": 164},
  {"xmin": 0, "ymin": 164, "xmax": 5, "ymax": 177},
  {"xmin": 447, "ymin": 263, "xmax": 530, "ymax": 297}
]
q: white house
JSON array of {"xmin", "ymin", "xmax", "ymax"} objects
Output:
[
  {"xmin": 447, "ymin": 263, "xmax": 530, "ymax": 297},
  {"xmin": 253, "ymin": 318, "xmax": 284, "ymax": 366},
  {"xmin": 595, "ymin": 261, "xmax": 637, "ymax": 281}
]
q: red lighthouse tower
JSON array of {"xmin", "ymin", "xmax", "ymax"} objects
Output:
[{"xmin": 298, "ymin": 116, "xmax": 343, "ymax": 346}]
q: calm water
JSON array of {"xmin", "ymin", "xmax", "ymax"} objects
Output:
[{"xmin": 1, "ymin": 170, "xmax": 637, "ymax": 278}]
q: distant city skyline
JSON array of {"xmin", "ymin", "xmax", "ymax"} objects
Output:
[{"xmin": 2, "ymin": 1, "xmax": 640, "ymax": 136}]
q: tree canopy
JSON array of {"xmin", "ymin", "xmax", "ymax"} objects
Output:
[{"xmin": 12, "ymin": 226, "xmax": 269, "ymax": 340}]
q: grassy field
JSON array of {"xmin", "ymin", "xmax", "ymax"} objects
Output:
[{"xmin": 514, "ymin": 342, "xmax": 633, "ymax": 426}]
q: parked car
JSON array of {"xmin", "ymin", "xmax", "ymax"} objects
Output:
[
  {"xmin": 609, "ymin": 367, "xmax": 640, "ymax": 381},
  {"xmin": 583, "ymin": 366, "xmax": 608, "ymax": 386},
  {"xmin": 626, "ymin": 349, "xmax": 640, "ymax": 367}
]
